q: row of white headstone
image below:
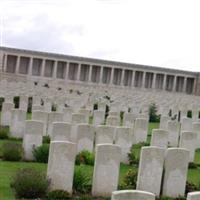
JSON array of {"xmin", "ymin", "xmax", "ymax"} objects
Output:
[
  {"xmin": 22, "ymin": 119, "xmax": 144, "ymax": 164},
  {"xmin": 47, "ymin": 141, "xmax": 191, "ymax": 198}
]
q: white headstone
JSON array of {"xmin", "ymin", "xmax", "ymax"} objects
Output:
[
  {"xmin": 115, "ymin": 127, "xmax": 132, "ymax": 163},
  {"xmin": 150, "ymin": 129, "xmax": 169, "ymax": 149},
  {"xmin": 179, "ymin": 131, "xmax": 197, "ymax": 162},
  {"xmin": 162, "ymin": 148, "xmax": 190, "ymax": 198},
  {"xmin": 95, "ymin": 125, "xmax": 115, "ymax": 145},
  {"xmin": 136, "ymin": 146, "xmax": 165, "ymax": 196},
  {"xmin": 1, "ymin": 102, "xmax": 14, "ymax": 126},
  {"xmin": 47, "ymin": 141, "xmax": 76, "ymax": 193},
  {"xmin": 51, "ymin": 122, "xmax": 71, "ymax": 141},
  {"xmin": 92, "ymin": 144, "xmax": 121, "ymax": 197},
  {"xmin": 10, "ymin": 109, "xmax": 26, "ymax": 138},
  {"xmin": 23, "ymin": 120, "xmax": 44, "ymax": 160},
  {"xmin": 134, "ymin": 118, "xmax": 148, "ymax": 144},
  {"xmin": 77, "ymin": 123, "xmax": 95, "ymax": 153},
  {"xmin": 111, "ymin": 190, "xmax": 155, "ymax": 200}
]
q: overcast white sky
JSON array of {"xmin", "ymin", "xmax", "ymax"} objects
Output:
[{"xmin": 1, "ymin": 0, "xmax": 200, "ymax": 72}]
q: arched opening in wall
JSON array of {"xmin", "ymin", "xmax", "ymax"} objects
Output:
[
  {"xmin": 198, "ymin": 111, "xmax": 200, "ymax": 119},
  {"xmin": 19, "ymin": 57, "xmax": 29, "ymax": 75},
  {"xmin": 6, "ymin": 55, "xmax": 17, "ymax": 73},
  {"xmin": 27, "ymin": 97, "xmax": 32, "ymax": 113}
]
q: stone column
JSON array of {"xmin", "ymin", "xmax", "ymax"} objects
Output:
[
  {"xmin": 52, "ymin": 60, "xmax": 58, "ymax": 79},
  {"xmin": 15, "ymin": 56, "xmax": 20, "ymax": 74},
  {"xmin": 142, "ymin": 71, "xmax": 146, "ymax": 88},
  {"xmin": 77, "ymin": 63, "xmax": 81, "ymax": 81},
  {"xmin": 41, "ymin": 59, "xmax": 45, "ymax": 76},
  {"xmin": 99, "ymin": 66, "xmax": 103, "ymax": 83},
  {"xmin": 183, "ymin": 77, "xmax": 187, "ymax": 92},
  {"xmin": 88, "ymin": 65, "xmax": 92, "ymax": 82},
  {"xmin": 65, "ymin": 62, "xmax": 69, "ymax": 81},
  {"xmin": 28, "ymin": 57, "xmax": 33, "ymax": 76},
  {"xmin": 173, "ymin": 76, "xmax": 177, "ymax": 91},
  {"xmin": 163, "ymin": 74, "xmax": 167, "ymax": 90},
  {"xmin": 110, "ymin": 67, "xmax": 114, "ymax": 85},
  {"xmin": 132, "ymin": 71, "xmax": 135, "ymax": 87},
  {"xmin": 121, "ymin": 69, "xmax": 125, "ymax": 86},
  {"xmin": 152, "ymin": 73, "xmax": 156, "ymax": 89}
]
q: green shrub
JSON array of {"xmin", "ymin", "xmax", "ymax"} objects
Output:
[
  {"xmin": 73, "ymin": 166, "xmax": 91, "ymax": 193},
  {"xmin": 11, "ymin": 168, "xmax": 49, "ymax": 199},
  {"xmin": 149, "ymin": 103, "xmax": 160, "ymax": 122},
  {"xmin": 33, "ymin": 144, "xmax": 49, "ymax": 163},
  {"xmin": 2, "ymin": 142, "xmax": 22, "ymax": 161},
  {"xmin": 128, "ymin": 145, "xmax": 139, "ymax": 166},
  {"xmin": 188, "ymin": 162, "xmax": 198, "ymax": 169},
  {"xmin": 0, "ymin": 128, "xmax": 9, "ymax": 139},
  {"xmin": 119, "ymin": 169, "xmax": 137, "ymax": 190},
  {"xmin": 47, "ymin": 190, "xmax": 70, "ymax": 200},
  {"xmin": 43, "ymin": 135, "xmax": 51, "ymax": 144},
  {"xmin": 75, "ymin": 150, "xmax": 95, "ymax": 166}
]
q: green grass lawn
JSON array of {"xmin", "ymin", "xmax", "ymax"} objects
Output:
[{"xmin": 0, "ymin": 122, "xmax": 200, "ymax": 199}]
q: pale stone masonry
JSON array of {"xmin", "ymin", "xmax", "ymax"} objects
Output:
[{"xmin": 0, "ymin": 46, "xmax": 199, "ymax": 95}]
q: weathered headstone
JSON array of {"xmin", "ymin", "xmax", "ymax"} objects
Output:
[
  {"xmin": 167, "ymin": 121, "xmax": 180, "ymax": 147},
  {"xmin": 136, "ymin": 146, "xmax": 165, "ymax": 196},
  {"xmin": 23, "ymin": 120, "xmax": 44, "ymax": 160},
  {"xmin": 51, "ymin": 122, "xmax": 71, "ymax": 141},
  {"xmin": 1, "ymin": 102, "xmax": 14, "ymax": 126},
  {"xmin": 150, "ymin": 129, "xmax": 169, "ymax": 149},
  {"xmin": 47, "ymin": 112, "xmax": 63, "ymax": 136},
  {"xmin": 134, "ymin": 118, "xmax": 148, "ymax": 144},
  {"xmin": 95, "ymin": 125, "xmax": 115, "ymax": 145},
  {"xmin": 47, "ymin": 141, "xmax": 76, "ymax": 193},
  {"xmin": 192, "ymin": 122, "xmax": 200, "ymax": 148},
  {"xmin": 179, "ymin": 131, "xmax": 197, "ymax": 162},
  {"xmin": 115, "ymin": 127, "xmax": 132, "ymax": 163},
  {"xmin": 77, "ymin": 123, "xmax": 95, "ymax": 153},
  {"xmin": 10, "ymin": 109, "xmax": 26, "ymax": 138},
  {"xmin": 92, "ymin": 144, "xmax": 121, "ymax": 197},
  {"xmin": 162, "ymin": 148, "xmax": 190, "ymax": 198},
  {"xmin": 160, "ymin": 116, "xmax": 170, "ymax": 130},
  {"xmin": 32, "ymin": 111, "xmax": 48, "ymax": 136},
  {"xmin": 93, "ymin": 110, "xmax": 105, "ymax": 126}
]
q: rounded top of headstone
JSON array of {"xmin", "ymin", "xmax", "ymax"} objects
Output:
[{"xmin": 112, "ymin": 190, "xmax": 155, "ymax": 199}]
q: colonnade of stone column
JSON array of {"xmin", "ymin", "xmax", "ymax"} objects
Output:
[{"xmin": 2, "ymin": 53, "xmax": 196, "ymax": 94}]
